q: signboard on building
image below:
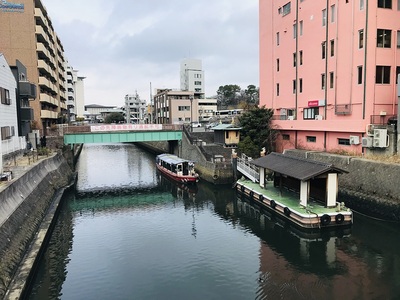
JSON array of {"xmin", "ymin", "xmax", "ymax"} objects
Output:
[
  {"xmin": 308, "ymin": 100, "xmax": 326, "ymax": 107},
  {"xmin": 0, "ymin": 0, "xmax": 24, "ymax": 12}
]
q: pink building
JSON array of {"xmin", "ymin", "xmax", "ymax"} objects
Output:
[{"xmin": 259, "ymin": 0, "xmax": 400, "ymax": 155}]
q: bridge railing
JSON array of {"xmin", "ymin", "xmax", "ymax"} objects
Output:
[{"xmin": 54, "ymin": 124, "xmax": 183, "ymax": 136}]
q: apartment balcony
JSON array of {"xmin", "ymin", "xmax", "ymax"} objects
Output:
[
  {"xmin": 60, "ymin": 91, "xmax": 66, "ymax": 101},
  {"xmin": 39, "ymin": 76, "xmax": 57, "ymax": 94},
  {"xmin": 37, "ymin": 42, "xmax": 51, "ymax": 60},
  {"xmin": 60, "ymin": 102, "xmax": 67, "ymax": 110},
  {"xmin": 20, "ymin": 107, "xmax": 34, "ymax": 121},
  {"xmin": 35, "ymin": 25, "xmax": 50, "ymax": 45},
  {"xmin": 40, "ymin": 93, "xmax": 57, "ymax": 106},
  {"xmin": 40, "ymin": 110, "xmax": 58, "ymax": 119},
  {"xmin": 34, "ymin": 8, "xmax": 49, "ymax": 30},
  {"xmin": 19, "ymin": 82, "xmax": 37, "ymax": 99},
  {"xmin": 68, "ymin": 99, "xmax": 75, "ymax": 106}
]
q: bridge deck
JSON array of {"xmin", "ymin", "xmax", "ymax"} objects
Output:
[{"xmin": 63, "ymin": 124, "xmax": 183, "ymax": 144}]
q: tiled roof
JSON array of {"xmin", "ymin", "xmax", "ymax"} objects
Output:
[{"xmin": 251, "ymin": 152, "xmax": 347, "ymax": 181}]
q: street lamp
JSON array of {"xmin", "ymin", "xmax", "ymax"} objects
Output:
[{"xmin": 189, "ymin": 95, "xmax": 193, "ymax": 132}]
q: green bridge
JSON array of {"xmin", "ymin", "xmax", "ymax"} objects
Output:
[{"xmin": 63, "ymin": 124, "xmax": 183, "ymax": 145}]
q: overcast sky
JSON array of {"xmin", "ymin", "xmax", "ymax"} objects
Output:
[{"xmin": 41, "ymin": 0, "xmax": 259, "ymax": 107}]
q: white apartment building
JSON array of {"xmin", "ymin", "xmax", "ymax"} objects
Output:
[
  {"xmin": 66, "ymin": 62, "xmax": 85, "ymax": 122},
  {"xmin": 124, "ymin": 93, "xmax": 147, "ymax": 124},
  {"xmin": 180, "ymin": 59, "xmax": 205, "ymax": 99},
  {"xmin": 0, "ymin": 53, "xmax": 26, "ymax": 173}
]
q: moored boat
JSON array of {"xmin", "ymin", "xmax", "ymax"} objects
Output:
[
  {"xmin": 235, "ymin": 152, "xmax": 353, "ymax": 229},
  {"xmin": 156, "ymin": 153, "xmax": 199, "ymax": 184}
]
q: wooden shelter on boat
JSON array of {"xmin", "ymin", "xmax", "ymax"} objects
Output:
[
  {"xmin": 252, "ymin": 152, "xmax": 347, "ymax": 208},
  {"xmin": 235, "ymin": 152, "xmax": 352, "ymax": 229}
]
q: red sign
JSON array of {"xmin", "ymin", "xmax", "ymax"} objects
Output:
[{"xmin": 308, "ymin": 100, "xmax": 319, "ymax": 107}]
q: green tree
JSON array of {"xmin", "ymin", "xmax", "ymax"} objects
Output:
[
  {"xmin": 238, "ymin": 105, "xmax": 276, "ymax": 158},
  {"xmin": 216, "ymin": 84, "xmax": 241, "ymax": 108},
  {"xmin": 244, "ymin": 85, "xmax": 259, "ymax": 105},
  {"xmin": 105, "ymin": 112, "xmax": 125, "ymax": 124}
]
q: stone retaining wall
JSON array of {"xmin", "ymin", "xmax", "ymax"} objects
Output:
[{"xmin": 0, "ymin": 150, "xmax": 74, "ymax": 299}]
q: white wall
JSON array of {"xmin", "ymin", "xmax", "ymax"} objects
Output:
[{"xmin": 0, "ymin": 53, "xmax": 22, "ymax": 172}]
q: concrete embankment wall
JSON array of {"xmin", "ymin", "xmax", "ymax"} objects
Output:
[
  {"xmin": 0, "ymin": 150, "xmax": 74, "ymax": 299},
  {"xmin": 284, "ymin": 149, "xmax": 400, "ymax": 221}
]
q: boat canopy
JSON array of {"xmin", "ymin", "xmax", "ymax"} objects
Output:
[
  {"xmin": 157, "ymin": 154, "xmax": 191, "ymax": 165},
  {"xmin": 251, "ymin": 152, "xmax": 348, "ymax": 181}
]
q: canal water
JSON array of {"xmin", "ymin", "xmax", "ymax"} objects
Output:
[{"xmin": 28, "ymin": 144, "xmax": 400, "ymax": 300}]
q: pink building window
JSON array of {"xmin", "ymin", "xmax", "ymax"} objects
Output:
[
  {"xmin": 377, "ymin": 29, "xmax": 392, "ymax": 48},
  {"xmin": 378, "ymin": 0, "xmax": 392, "ymax": 9},
  {"xmin": 376, "ymin": 66, "xmax": 391, "ymax": 84}
]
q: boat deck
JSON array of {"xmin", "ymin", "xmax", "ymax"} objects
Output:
[{"xmin": 237, "ymin": 179, "xmax": 350, "ymax": 217}]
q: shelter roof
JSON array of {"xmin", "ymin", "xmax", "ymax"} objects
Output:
[{"xmin": 251, "ymin": 152, "xmax": 348, "ymax": 181}]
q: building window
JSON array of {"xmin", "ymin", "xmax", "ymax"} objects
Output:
[
  {"xmin": 359, "ymin": 29, "xmax": 364, "ymax": 48},
  {"xmin": 303, "ymin": 108, "xmax": 319, "ymax": 120},
  {"xmin": 277, "ymin": 59, "xmax": 280, "ymax": 71},
  {"xmin": 331, "ymin": 5, "xmax": 336, "ymax": 22},
  {"xmin": 277, "ymin": 83, "xmax": 280, "ymax": 96},
  {"xmin": 306, "ymin": 136, "xmax": 317, "ymax": 143},
  {"xmin": 276, "ymin": 32, "xmax": 280, "ymax": 46},
  {"xmin": 338, "ymin": 138, "xmax": 351, "ymax": 145},
  {"xmin": 358, "ymin": 66, "xmax": 363, "ymax": 84},
  {"xmin": 376, "ymin": 66, "xmax": 391, "ymax": 84},
  {"xmin": 282, "ymin": 2, "xmax": 291, "ymax": 16},
  {"xmin": 322, "ymin": 42, "xmax": 326, "ymax": 59},
  {"xmin": 299, "ymin": 50, "xmax": 303, "ymax": 65},
  {"xmin": 282, "ymin": 134, "xmax": 290, "ymax": 140},
  {"xmin": 0, "ymin": 87, "xmax": 11, "ymax": 105},
  {"xmin": 299, "ymin": 78, "xmax": 303, "ymax": 93},
  {"xmin": 330, "ymin": 39, "xmax": 335, "ymax": 56},
  {"xmin": 321, "ymin": 73, "xmax": 326, "ymax": 89},
  {"xmin": 300, "ymin": 20, "xmax": 303, "ymax": 36},
  {"xmin": 293, "ymin": 53, "xmax": 297, "ymax": 67},
  {"xmin": 360, "ymin": 0, "xmax": 364, "ymax": 10},
  {"xmin": 293, "ymin": 23, "xmax": 297, "ymax": 39},
  {"xmin": 329, "ymin": 72, "xmax": 334, "ymax": 88},
  {"xmin": 1, "ymin": 126, "xmax": 14, "ymax": 140},
  {"xmin": 293, "ymin": 80, "xmax": 296, "ymax": 94},
  {"xmin": 322, "ymin": 9, "xmax": 327, "ymax": 26},
  {"xmin": 378, "ymin": 0, "xmax": 392, "ymax": 8},
  {"xmin": 377, "ymin": 29, "xmax": 392, "ymax": 48},
  {"xmin": 398, "ymin": 0, "xmax": 400, "ymax": 10},
  {"xmin": 397, "ymin": 66, "xmax": 400, "ymax": 84},
  {"xmin": 397, "ymin": 31, "xmax": 400, "ymax": 48},
  {"xmin": 194, "ymin": 81, "xmax": 202, "ymax": 85}
]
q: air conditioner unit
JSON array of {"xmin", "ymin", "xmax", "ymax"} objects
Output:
[
  {"xmin": 287, "ymin": 116, "xmax": 294, "ymax": 120},
  {"xmin": 373, "ymin": 129, "xmax": 389, "ymax": 147},
  {"xmin": 349, "ymin": 136, "xmax": 360, "ymax": 145},
  {"xmin": 361, "ymin": 137, "xmax": 373, "ymax": 147},
  {"xmin": 315, "ymin": 115, "xmax": 323, "ymax": 120}
]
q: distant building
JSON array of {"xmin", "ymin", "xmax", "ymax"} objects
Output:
[
  {"xmin": 153, "ymin": 89, "xmax": 197, "ymax": 124},
  {"xmin": 259, "ymin": 0, "xmax": 400, "ymax": 155},
  {"xmin": 180, "ymin": 59, "xmax": 205, "ymax": 99},
  {"xmin": 84, "ymin": 104, "xmax": 117, "ymax": 123},
  {"xmin": 0, "ymin": 0, "xmax": 68, "ymax": 132},
  {"xmin": 0, "ymin": 53, "xmax": 27, "ymax": 173},
  {"xmin": 124, "ymin": 93, "xmax": 147, "ymax": 124},
  {"xmin": 66, "ymin": 62, "xmax": 85, "ymax": 122},
  {"xmin": 198, "ymin": 98, "xmax": 217, "ymax": 122}
]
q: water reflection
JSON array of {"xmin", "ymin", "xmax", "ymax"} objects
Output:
[
  {"xmin": 26, "ymin": 144, "xmax": 400, "ymax": 300},
  {"xmin": 234, "ymin": 197, "xmax": 400, "ymax": 300}
]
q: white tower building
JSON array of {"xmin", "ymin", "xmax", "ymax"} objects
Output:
[{"xmin": 180, "ymin": 59, "xmax": 205, "ymax": 99}]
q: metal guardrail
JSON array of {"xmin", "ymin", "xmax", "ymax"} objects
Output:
[{"xmin": 237, "ymin": 155, "xmax": 259, "ymax": 183}]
